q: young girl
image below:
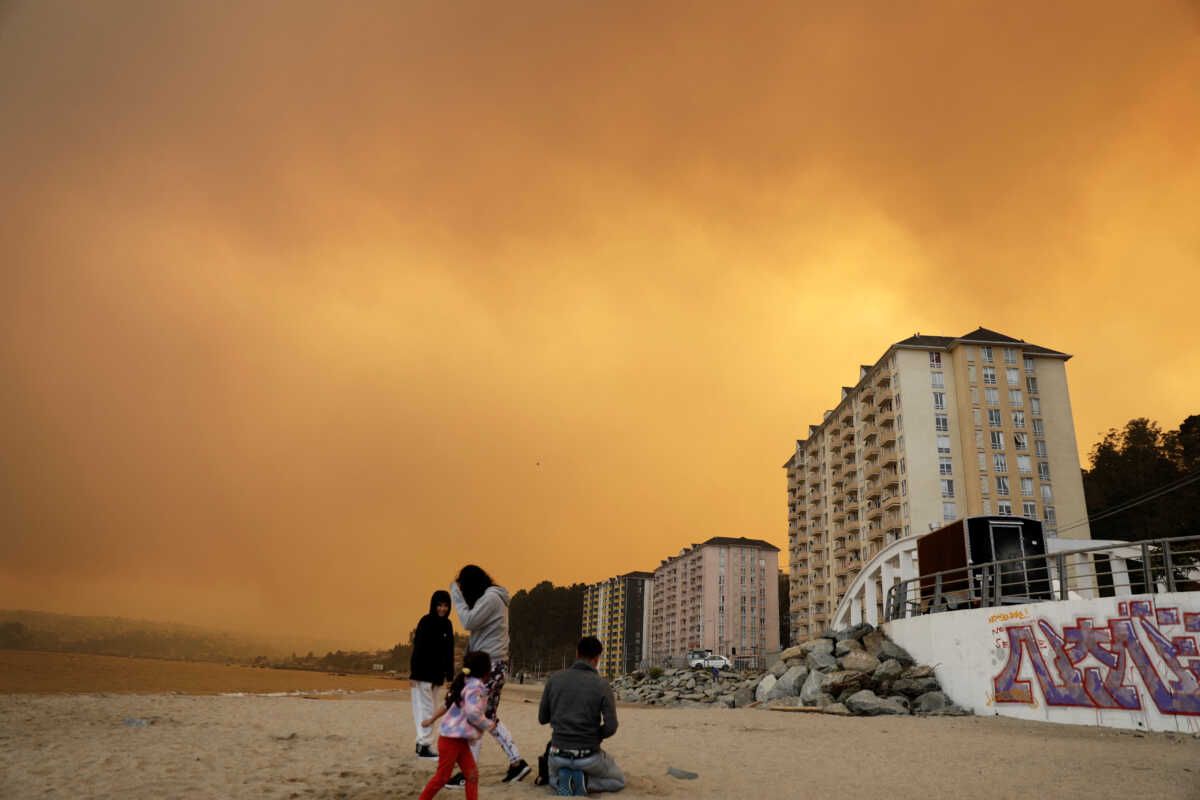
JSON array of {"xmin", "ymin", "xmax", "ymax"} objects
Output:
[{"xmin": 418, "ymin": 651, "xmax": 495, "ymax": 800}]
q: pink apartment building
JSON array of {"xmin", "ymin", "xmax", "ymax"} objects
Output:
[{"xmin": 649, "ymin": 536, "xmax": 781, "ymax": 670}]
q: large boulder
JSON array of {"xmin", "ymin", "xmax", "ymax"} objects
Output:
[
  {"xmin": 819, "ymin": 670, "xmax": 870, "ymax": 696},
  {"xmin": 838, "ymin": 650, "xmax": 881, "ymax": 674},
  {"xmin": 806, "ymin": 651, "xmax": 838, "ymax": 672},
  {"xmin": 732, "ymin": 684, "xmax": 756, "ymax": 708},
  {"xmin": 872, "ymin": 659, "xmax": 903, "ymax": 683},
  {"xmin": 914, "ymin": 691, "xmax": 952, "ymax": 713},
  {"xmin": 891, "ymin": 677, "xmax": 940, "ymax": 698},
  {"xmin": 834, "ymin": 639, "xmax": 863, "ymax": 657},
  {"xmin": 779, "ymin": 644, "xmax": 807, "ymax": 662},
  {"xmin": 769, "ymin": 660, "xmax": 788, "ymax": 678},
  {"xmin": 844, "ymin": 690, "xmax": 910, "ymax": 716},
  {"xmin": 769, "ymin": 665, "xmax": 809, "ymax": 699},
  {"xmin": 835, "ymin": 623, "xmax": 874, "ymax": 642},
  {"xmin": 799, "ymin": 669, "xmax": 826, "ymax": 705},
  {"xmin": 755, "ymin": 674, "xmax": 777, "ymax": 703},
  {"xmin": 878, "ymin": 640, "xmax": 915, "ymax": 666},
  {"xmin": 801, "ymin": 638, "xmax": 835, "ymax": 656}
]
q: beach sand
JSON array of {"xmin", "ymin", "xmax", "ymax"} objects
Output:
[{"xmin": 1, "ymin": 654, "xmax": 1198, "ymax": 799}]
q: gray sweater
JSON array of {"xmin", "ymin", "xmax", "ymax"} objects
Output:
[
  {"xmin": 538, "ymin": 660, "xmax": 618, "ymax": 750},
  {"xmin": 449, "ymin": 583, "xmax": 510, "ymax": 661}
]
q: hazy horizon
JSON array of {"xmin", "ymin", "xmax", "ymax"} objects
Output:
[{"xmin": 2, "ymin": 1, "xmax": 1198, "ymax": 644}]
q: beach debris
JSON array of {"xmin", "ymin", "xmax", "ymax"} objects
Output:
[
  {"xmin": 666, "ymin": 767, "xmax": 698, "ymax": 780},
  {"xmin": 273, "ymin": 732, "xmax": 298, "ymax": 741},
  {"xmin": 122, "ymin": 718, "xmax": 149, "ymax": 727}
]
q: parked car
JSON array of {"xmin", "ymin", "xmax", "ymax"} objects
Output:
[{"xmin": 687, "ymin": 651, "xmax": 732, "ymax": 670}]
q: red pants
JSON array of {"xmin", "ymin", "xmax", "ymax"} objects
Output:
[{"xmin": 418, "ymin": 736, "xmax": 479, "ymax": 800}]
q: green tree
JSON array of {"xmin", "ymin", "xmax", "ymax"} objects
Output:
[{"xmin": 507, "ymin": 581, "xmax": 585, "ymax": 675}]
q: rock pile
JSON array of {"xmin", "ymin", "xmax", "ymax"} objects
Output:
[{"xmin": 612, "ymin": 624, "xmax": 971, "ymax": 718}]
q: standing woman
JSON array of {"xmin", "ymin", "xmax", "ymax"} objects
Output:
[
  {"xmin": 410, "ymin": 590, "xmax": 455, "ymax": 760},
  {"xmin": 448, "ymin": 565, "xmax": 530, "ymax": 785}
]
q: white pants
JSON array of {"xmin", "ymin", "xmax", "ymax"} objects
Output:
[{"xmin": 410, "ymin": 680, "xmax": 436, "ymax": 747}]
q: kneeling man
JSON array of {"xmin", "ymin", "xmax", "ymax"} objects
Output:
[{"xmin": 538, "ymin": 636, "xmax": 625, "ymax": 793}]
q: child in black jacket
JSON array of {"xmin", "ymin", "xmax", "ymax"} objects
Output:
[{"xmin": 410, "ymin": 589, "xmax": 455, "ymax": 759}]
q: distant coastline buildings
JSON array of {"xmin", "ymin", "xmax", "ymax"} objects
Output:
[
  {"xmin": 581, "ymin": 571, "xmax": 653, "ymax": 678},
  {"xmin": 580, "ymin": 537, "xmax": 782, "ymax": 675},
  {"xmin": 783, "ymin": 328, "xmax": 1092, "ymax": 643}
]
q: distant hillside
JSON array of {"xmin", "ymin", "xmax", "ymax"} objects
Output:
[{"xmin": 0, "ymin": 609, "xmax": 358, "ymax": 664}]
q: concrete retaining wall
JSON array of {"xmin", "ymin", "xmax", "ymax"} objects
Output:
[{"xmin": 884, "ymin": 592, "xmax": 1200, "ymax": 733}]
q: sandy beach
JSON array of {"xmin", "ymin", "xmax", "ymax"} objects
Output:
[{"xmin": 2, "ymin": 653, "xmax": 1198, "ymax": 799}]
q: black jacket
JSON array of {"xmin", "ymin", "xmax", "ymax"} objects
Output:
[
  {"xmin": 537, "ymin": 660, "xmax": 618, "ymax": 750},
  {"xmin": 409, "ymin": 591, "xmax": 455, "ymax": 685}
]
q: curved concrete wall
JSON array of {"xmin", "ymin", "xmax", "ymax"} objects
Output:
[{"xmin": 884, "ymin": 592, "xmax": 1200, "ymax": 733}]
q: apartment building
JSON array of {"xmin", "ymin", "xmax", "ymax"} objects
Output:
[
  {"xmin": 649, "ymin": 537, "xmax": 780, "ymax": 670},
  {"xmin": 783, "ymin": 328, "xmax": 1091, "ymax": 643},
  {"xmin": 581, "ymin": 571, "xmax": 653, "ymax": 678}
]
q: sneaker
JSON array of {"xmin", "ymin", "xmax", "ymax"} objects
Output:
[
  {"xmin": 415, "ymin": 743, "xmax": 438, "ymax": 760},
  {"xmin": 502, "ymin": 759, "xmax": 531, "ymax": 784},
  {"xmin": 444, "ymin": 773, "xmax": 466, "ymax": 790}
]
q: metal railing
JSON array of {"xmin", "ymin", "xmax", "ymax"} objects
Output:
[{"xmin": 883, "ymin": 534, "xmax": 1200, "ymax": 621}]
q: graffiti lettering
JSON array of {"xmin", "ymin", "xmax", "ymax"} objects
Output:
[{"xmin": 992, "ymin": 605, "xmax": 1200, "ymax": 715}]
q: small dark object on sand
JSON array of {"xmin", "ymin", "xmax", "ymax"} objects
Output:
[{"xmin": 667, "ymin": 767, "xmax": 698, "ymax": 780}]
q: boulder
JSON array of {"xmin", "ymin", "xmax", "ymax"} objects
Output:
[
  {"xmin": 821, "ymin": 703, "xmax": 852, "ymax": 716},
  {"xmin": 891, "ymin": 677, "xmax": 940, "ymax": 698},
  {"xmin": 872, "ymin": 659, "xmax": 903, "ymax": 683},
  {"xmin": 755, "ymin": 674, "xmax": 778, "ymax": 703},
  {"xmin": 799, "ymin": 669, "xmax": 826, "ymax": 705},
  {"xmin": 861, "ymin": 629, "xmax": 885, "ymax": 657},
  {"xmin": 835, "ymin": 623, "xmax": 874, "ymax": 642},
  {"xmin": 819, "ymin": 670, "xmax": 869, "ymax": 696},
  {"xmin": 779, "ymin": 644, "xmax": 807, "ymax": 662},
  {"xmin": 769, "ymin": 665, "xmax": 809, "ymax": 699},
  {"xmin": 801, "ymin": 638, "xmax": 835, "ymax": 656},
  {"xmin": 834, "ymin": 639, "xmax": 863, "ymax": 657},
  {"xmin": 660, "ymin": 691, "xmax": 680, "ymax": 703},
  {"xmin": 732, "ymin": 685, "xmax": 756, "ymax": 708},
  {"xmin": 769, "ymin": 660, "xmax": 788, "ymax": 678},
  {"xmin": 838, "ymin": 650, "xmax": 881, "ymax": 674},
  {"xmin": 806, "ymin": 651, "xmax": 838, "ymax": 672},
  {"xmin": 844, "ymin": 690, "xmax": 910, "ymax": 716},
  {"xmin": 926, "ymin": 704, "xmax": 972, "ymax": 717},
  {"xmin": 877, "ymin": 640, "xmax": 915, "ymax": 666},
  {"xmin": 914, "ymin": 691, "xmax": 951, "ymax": 713},
  {"xmin": 902, "ymin": 665, "xmax": 935, "ymax": 680}
]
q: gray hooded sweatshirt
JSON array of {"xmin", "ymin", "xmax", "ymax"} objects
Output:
[{"xmin": 449, "ymin": 582, "xmax": 511, "ymax": 661}]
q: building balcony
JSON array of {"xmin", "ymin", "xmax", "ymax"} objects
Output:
[{"xmin": 884, "ymin": 493, "xmax": 903, "ymax": 510}]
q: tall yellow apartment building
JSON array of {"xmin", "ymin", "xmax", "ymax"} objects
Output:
[
  {"xmin": 783, "ymin": 328, "xmax": 1091, "ymax": 643},
  {"xmin": 581, "ymin": 571, "xmax": 653, "ymax": 678}
]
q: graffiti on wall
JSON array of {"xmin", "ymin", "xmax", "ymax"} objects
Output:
[{"xmin": 992, "ymin": 599, "xmax": 1200, "ymax": 715}]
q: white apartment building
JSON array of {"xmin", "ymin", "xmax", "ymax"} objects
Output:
[{"xmin": 784, "ymin": 328, "xmax": 1091, "ymax": 643}]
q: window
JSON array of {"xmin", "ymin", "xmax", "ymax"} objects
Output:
[
  {"xmin": 1004, "ymin": 347, "xmax": 1018, "ymax": 364},
  {"xmin": 1009, "ymin": 389, "xmax": 1023, "ymax": 406},
  {"xmin": 980, "ymin": 475, "xmax": 990, "ymax": 494},
  {"xmin": 900, "ymin": 457, "xmax": 906, "ymax": 474},
  {"xmin": 901, "ymin": 479, "xmax": 907, "ymax": 495},
  {"xmin": 996, "ymin": 476, "xmax": 1010, "ymax": 495},
  {"xmin": 1044, "ymin": 506, "xmax": 1056, "ymax": 524},
  {"xmin": 1012, "ymin": 411, "xmax": 1025, "ymax": 429},
  {"xmin": 986, "ymin": 388, "xmax": 1000, "ymax": 406},
  {"xmin": 1007, "ymin": 368, "xmax": 1020, "ymax": 386},
  {"xmin": 939, "ymin": 456, "xmax": 953, "ymax": 475},
  {"xmin": 1014, "ymin": 433, "xmax": 1028, "ymax": 450},
  {"xmin": 1032, "ymin": 419, "xmax": 1044, "ymax": 437},
  {"xmin": 982, "ymin": 346, "xmax": 994, "ymax": 363},
  {"xmin": 982, "ymin": 498, "xmax": 992, "ymax": 514},
  {"xmin": 974, "ymin": 430, "xmax": 984, "ymax": 448},
  {"xmin": 997, "ymin": 500, "xmax": 1013, "ymax": 516},
  {"xmin": 1035, "ymin": 439, "xmax": 1048, "ymax": 457},
  {"xmin": 988, "ymin": 408, "xmax": 1003, "ymax": 427},
  {"xmin": 973, "ymin": 408, "xmax": 982, "ymax": 426},
  {"xmin": 968, "ymin": 364, "xmax": 977, "ymax": 382},
  {"xmin": 1020, "ymin": 477, "xmax": 1034, "ymax": 496},
  {"xmin": 929, "ymin": 352, "xmax": 942, "ymax": 368},
  {"xmin": 1038, "ymin": 461, "xmax": 1051, "ymax": 480},
  {"xmin": 1017, "ymin": 455, "xmax": 1032, "ymax": 474},
  {"xmin": 935, "ymin": 413, "xmax": 949, "ymax": 432},
  {"xmin": 1030, "ymin": 397, "xmax": 1041, "ymax": 415},
  {"xmin": 937, "ymin": 435, "xmax": 951, "ymax": 454},
  {"xmin": 931, "ymin": 372, "xmax": 945, "ymax": 389},
  {"xmin": 983, "ymin": 366, "xmax": 997, "ymax": 385},
  {"xmin": 1026, "ymin": 376, "xmax": 1039, "ymax": 395},
  {"xmin": 991, "ymin": 431, "xmax": 1004, "ymax": 450},
  {"xmin": 977, "ymin": 452, "xmax": 987, "ymax": 471},
  {"xmin": 1022, "ymin": 501, "xmax": 1037, "ymax": 518},
  {"xmin": 941, "ymin": 479, "xmax": 955, "ymax": 497},
  {"xmin": 993, "ymin": 453, "xmax": 1008, "ymax": 472},
  {"xmin": 1041, "ymin": 484, "xmax": 1054, "ymax": 503},
  {"xmin": 943, "ymin": 501, "xmax": 957, "ymax": 521},
  {"xmin": 970, "ymin": 386, "xmax": 979, "ymax": 404},
  {"xmin": 933, "ymin": 392, "xmax": 946, "ymax": 410}
]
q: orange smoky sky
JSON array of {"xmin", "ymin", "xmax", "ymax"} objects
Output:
[{"xmin": 1, "ymin": 1, "xmax": 1198, "ymax": 648}]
